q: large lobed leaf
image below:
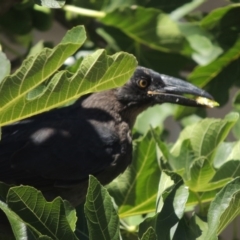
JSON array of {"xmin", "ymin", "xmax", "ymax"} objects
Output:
[
  {"xmin": 188, "ymin": 38, "xmax": 240, "ymax": 88},
  {"xmin": 0, "ymin": 25, "xmax": 86, "ymax": 125},
  {"xmin": 84, "ymin": 175, "xmax": 120, "ymax": 240},
  {"xmin": 107, "ymin": 130, "xmax": 161, "ymax": 218},
  {"xmin": 0, "ymin": 183, "xmax": 77, "ymax": 239},
  {"xmin": 8, "ymin": 186, "xmax": 77, "ymax": 239},
  {"xmin": 0, "ymin": 26, "xmax": 137, "ymax": 126},
  {"xmin": 206, "ymin": 178, "xmax": 240, "ymax": 239},
  {"xmin": 178, "ymin": 22, "xmax": 223, "ymax": 65},
  {"xmin": 169, "ymin": 113, "xmax": 238, "ymax": 192},
  {"xmin": 201, "ymin": 4, "xmax": 240, "ymax": 30},
  {"xmin": 101, "ymin": 6, "xmax": 190, "ymax": 53},
  {"xmin": 139, "ymin": 179, "xmax": 189, "ymax": 240},
  {"xmin": 0, "ymin": 199, "xmax": 30, "ymax": 239}
]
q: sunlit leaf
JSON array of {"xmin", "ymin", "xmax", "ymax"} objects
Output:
[
  {"xmin": 213, "ymin": 141, "xmax": 240, "ymax": 168},
  {"xmin": 134, "ymin": 104, "xmax": 176, "ymax": 135},
  {"xmin": 0, "ymin": 51, "xmax": 10, "ymax": 83},
  {"xmin": 206, "ymin": 178, "xmax": 240, "ymax": 239},
  {"xmin": 107, "ymin": 130, "xmax": 161, "ymax": 218},
  {"xmin": 0, "ymin": 25, "xmax": 86, "ymax": 124},
  {"xmin": 178, "ymin": 23, "xmax": 222, "ymax": 65},
  {"xmin": 188, "ymin": 38, "xmax": 240, "ymax": 87},
  {"xmin": 170, "ymin": 113, "xmax": 238, "ymax": 191},
  {"xmin": 35, "ymin": 0, "xmax": 65, "ymax": 8},
  {"xmin": 7, "ymin": 186, "xmax": 77, "ymax": 239},
  {"xmin": 171, "ymin": 113, "xmax": 238, "ymax": 163},
  {"xmin": 0, "ymin": 26, "xmax": 137, "ymax": 126}
]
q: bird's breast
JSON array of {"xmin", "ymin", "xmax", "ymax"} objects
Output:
[{"xmin": 87, "ymin": 118, "xmax": 133, "ymax": 185}]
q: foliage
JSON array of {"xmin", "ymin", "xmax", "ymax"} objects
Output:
[{"xmin": 0, "ymin": 0, "xmax": 240, "ymax": 239}]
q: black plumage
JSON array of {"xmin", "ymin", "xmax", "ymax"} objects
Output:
[{"xmin": 0, "ymin": 66, "xmax": 213, "ymax": 206}]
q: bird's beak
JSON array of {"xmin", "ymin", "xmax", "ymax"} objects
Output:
[{"xmin": 148, "ymin": 72, "xmax": 219, "ymax": 108}]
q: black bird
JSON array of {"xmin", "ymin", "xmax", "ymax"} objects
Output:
[{"xmin": 0, "ymin": 66, "xmax": 214, "ymax": 206}]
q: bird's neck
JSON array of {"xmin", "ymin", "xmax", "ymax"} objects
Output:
[{"xmin": 81, "ymin": 90, "xmax": 150, "ymax": 129}]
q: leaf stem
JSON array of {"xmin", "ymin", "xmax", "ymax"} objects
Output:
[
  {"xmin": 63, "ymin": 5, "xmax": 106, "ymax": 18},
  {"xmin": 194, "ymin": 191, "xmax": 204, "ymax": 214},
  {"xmin": 119, "ymin": 219, "xmax": 137, "ymax": 232},
  {"xmin": 170, "ymin": 0, "xmax": 206, "ymax": 21}
]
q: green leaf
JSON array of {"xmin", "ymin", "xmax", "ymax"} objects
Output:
[
  {"xmin": 101, "ymin": 6, "xmax": 190, "ymax": 53},
  {"xmin": 0, "ymin": 51, "xmax": 10, "ymax": 83},
  {"xmin": 213, "ymin": 141, "xmax": 240, "ymax": 168},
  {"xmin": 171, "ymin": 113, "xmax": 238, "ymax": 164},
  {"xmin": 185, "ymin": 159, "xmax": 217, "ymax": 192},
  {"xmin": 201, "ymin": 4, "xmax": 240, "ymax": 29},
  {"xmin": 178, "ymin": 22, "xmax": 223, "ymax": 65},
  {"xmin": 156, "ymin": 183, "xmax": 189, "ymax": 239},
  {"xmin": 156, "ymin": 172, "xmax": 174, "ymax": 213},
  {"xmin": 64, "ymin": 201, "xmax": 78, "ymax": 232},
  {"xmin": 206, "ymin": 178, "xmax": 240, "ymax": 239},
  {"xmin": 211, "ymin": 160, "xmax": 240, "ymax": 182},
  {"xmin": 233, "ymin": 90, "xmax": 240, "ymax": 110},
  {"xmin": 180, "ymin": 114, "xmax": 202, "ymax": 128},
  {"xmin": 7, "ymin": 186, "xmax": 78, "ymax": 239},
  {"xmin": 27, "ymin": 40, "xmax": 54, "ymax": 57},
  {"xmin": 107, "ymin": 130, "xmax": 161, "ymax": 218},
  {"xmin": 140, "ymin": 227, "xmax": 157, "ymax": 240},
  {"xmin": 134, "ymin": 44, "xmax": 193, "ymax": 77},
  {"xmin": 102, "ymin": 0, "xmax": 195, "ymax": 13},
  {"xmin": 0, "ymin": 25, "xmax": 86, "ymax": 125},
  {"xmin": 0, "ymin": 200, "xmax": 28, "ymax": 239},
  {"xmin": 0, "ymin": 28, "xmax": 137, "ymax": 126},
  {"xmin": 140, "ymin": 181, "xmax": 189, "ymax": 240},
  {"xmin": 170, "ymin": 0, "xmax": 206, "ymax": 20},
  {"xmin": 75, "ymin": 203, "xmax": 89, "ymax": 240},
  {"xmin": 194, "ymin": 214, "xmax": 208, "ymax": 240},
  {"xmin": 174, "ymin": 104, "xmax": 205, "ymax": 121},
  {"xmin": 172, "ymin": 214, "xmax": 205, "ymax": 240},
  {"xmin": 188, "ymin": 38, "xmax": 240, "ymax": 87},
  {"xmin": 232, "ymin": 90, "xmax": 240, "ymax": 138},
  {"xmin": 207, "ymin": 58, "xmax": 240, "ymax": 105},
  {"xmin": 170, "ymin": 113, "xmax": 238, "ymax": 191},
  {"xmin": 35, "ymin": 0, "xmax": 65, "ymax": 8},
  {"xmin": 134, "ymin": 104, "xmax": 176, "ymax": 135},
  {"xmin": 84, "ymin": 175, "xmax": 119, "ymax": 240},
  {"xmin": 39, "ymin": 236, "xmax": 53, "ymax": 240}
]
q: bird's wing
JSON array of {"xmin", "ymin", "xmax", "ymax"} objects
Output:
[{"xmin": 0, "ymin": 107, "xmax": 121, "ymax": 187}]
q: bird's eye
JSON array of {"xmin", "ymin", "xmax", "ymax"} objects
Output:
[{"xmin": 138, "ymin": 79, "xmax": 149, "ymax": 88}]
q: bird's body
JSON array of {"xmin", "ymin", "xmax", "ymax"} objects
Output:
[
  {"xmin": 0, "ymin": 90, "xmax": 136, "ymax": 206},
  {"xmin": 0, "ymin": 66, "xmax": 215, "ymax": 206}
]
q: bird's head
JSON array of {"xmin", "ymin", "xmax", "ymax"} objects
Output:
[{"xmin": 117, "ymin": 66, "xmax": 218, "ymax": 109}]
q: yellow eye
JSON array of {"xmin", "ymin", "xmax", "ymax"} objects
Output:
[{"xmin": 138, "ymin": 79, "xmax": 148, "ymax": 88}]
